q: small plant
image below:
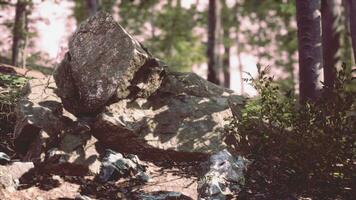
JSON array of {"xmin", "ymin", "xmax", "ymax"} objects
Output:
[
  {"xmin": 0, "ymin": 74, "xmax": 28, "ymax": 133},
  {"xmin": 226, "ymin": 64, "xmax": 355, "ymax": 199}
]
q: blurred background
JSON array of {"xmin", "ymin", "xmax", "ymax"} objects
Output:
[{"xmin": 0, "ymin": 0, "xmax": 353, "ymax": 96}]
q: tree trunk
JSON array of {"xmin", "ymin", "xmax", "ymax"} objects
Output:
[
  {"xmin": 342, "ymin": 0, "xmax": 355, "ymax": 65},
  {"xmin": 296, "ymin": 0, "xmax": 323, "ymax": 103},
  {"xmin": 86, "ymin": 0, "xmax": 99, "ymax": 17},
  {"xmin": 223, "ymin": 41, "xmax": 230, "ymax": 88},
  {"xmin": 12, "ymin": 0, "xmax": 28, "ymax": 67},
  {"xmin": 207, "ymin": 0, "xmax": 222, "ymax": 85},
  {"xmin": 236, "ymin": 32, "xmax": 244, "ymax": 94},
  {"xmin": 348, "ymin": 0, "xmax": 356, "ymax": 61},
  {"xmin": 322, "ymin": 0, "xmax": 342, "ymax": 89},
  {"xmin": 222, "ymin": 0, "xmax": 230, "ymax": 88}
]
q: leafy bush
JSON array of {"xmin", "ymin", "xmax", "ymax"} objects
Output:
[{"xmin": 226, "ymin": 65, "xmax": 355, "ymax": 199}]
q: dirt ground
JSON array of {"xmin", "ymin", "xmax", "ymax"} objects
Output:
[{"xmin": 0, "ymin": 160, "xmax": 201, "ymax": 200}]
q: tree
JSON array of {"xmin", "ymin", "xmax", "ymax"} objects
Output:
[
  {"xmin": 74, "ymin": 0, "xmax": 115, "ymax": 24},
  {"xmin": 207, "ymin": 0, "xmax": 222, "ymax": 85},
  {"xmin": 221, "ymin": 0, "xmax": 231, "ymax": 88},
  {"xmin": 233, "ymin": 2, "xmax": 244, "ymax": 94},
  {"xmin": 348, "ymin": 0, "xmax": 356, "ymax": 61},
  {"xmin": 85, "ymin": 0, "xmax": 99, "ymax": 17},
  {"xmin": 118, "ymin": 0, "xmax": 204, "ymax": 72},
  {"xmin": 11, "ymin": 0, "xmax": 30, "ymax": 67},
  {"xmin": 296, "ymin": 0, "xmax": 323, "ymax": 103},
  {"xmin": 322, "ymin": 0, "xmax": 342, "ymax": 89}
]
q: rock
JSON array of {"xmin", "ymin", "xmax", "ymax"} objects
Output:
[
  {"xmin": 54, "ymin": 11, "xmax": 165, "ymax": 115},
  {"xmin": 0, "ymin": 162, "xmax": 34, "ymax": 192},
  {"xmin": 44, "ymin": 133, "xmax": 102, "ymax": 176},
  {"xmin": 0, "ymin": 152, "xmax": 10, "ymax": 165},
  {"xmin": 136, "ymin": 191, "xmax": 192, "ymax": 200},
  {"xmin": 197, "ymin": 149, "xmax": 250, "ymax": 200},
  {"xmin": 22, "ymin": 130, "xmax": 49, "ymax": 163},
  {"xmin": 13, "ymin": 77, "xmax": 76, "ymax": 158},
  {"xmin": 92, "ymin": 72, "xmax": 245, "ymax": 159},
  {"xmin": 98, "ymin": 149, "xmax": 148, "ymax": 182},
  {"xmin": 75, "ymin": 195, "xmax": 93, "ymax": 200}
]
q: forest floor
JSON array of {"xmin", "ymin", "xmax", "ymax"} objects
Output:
[{"xmin": 0, "ymin": 160, "xmax": 200, "ymax": 199}]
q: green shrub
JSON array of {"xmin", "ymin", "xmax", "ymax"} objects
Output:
[
  {"xmin": 226, "ymin": 65, "xmax": 355, "ymax": 198},
  {"xmin": 0, "ymin": 74, "xmax": 27, "ymax": 133}
]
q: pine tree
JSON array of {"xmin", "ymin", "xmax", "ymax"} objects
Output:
[{"xmin": 11, "ymin": 0, "xmax": 30, "ymax": 67}]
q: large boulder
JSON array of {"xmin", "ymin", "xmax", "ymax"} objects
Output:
[
  {"xmin": 54, "ymin": 11, "xmax": 165, "ymax": 115},
  {"xmin": 14, "ymin": 12, "xmax": 245, "ymax": 163},
  {"xmin": 92, "ymin": 72, "xmax": 245, "ymax": 159}
]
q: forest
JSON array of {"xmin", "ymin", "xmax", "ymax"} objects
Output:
[{"xmin": 0, "ymin": 0, "xmax": 355, "ymax": 200}]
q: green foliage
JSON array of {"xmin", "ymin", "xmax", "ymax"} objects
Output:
[
  {"xmin": 119, "ymin": 1, "xmax": 205, "ymax": 72},
  {"xmin": 226, "ymin": 65, "xmax": 355, "ymax": 198},
  {"xmin": 73, "ymin": 0, "xmax": 88, "ymax": 23},
  {"xmin": 149, "ymin": 3, "xmax": 205, "ymax": 71},
  {"xmin": 0, "ymin": 74, "xmax": 27, "ymax": 134}
]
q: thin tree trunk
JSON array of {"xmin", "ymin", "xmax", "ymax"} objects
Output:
[
  {"xmin": 296, "ymin": 0, "xmax": 323, "ymax": 103},
  {"xmin": 222, "ymin": 0, "xmax": 230, "ymax": 88},
  {"xmin": 236, "ymin": 32, "xmax": 244, "ymax": 94},
  {"xmin": 22, "ymin": 27, "xmax": 28, "ymax": 68},
  {"xmin": 150, "ymin": 6, "xmax": 156, "ymax": 38},
  {"xmin": 322, "ymin": 0, "xmax": 342, "ymax": 89},
  {"xmin": 348, "ymin": 0, "xmax": 356, "ymax": 61},
  {"xmin": 343, "ymin": 0, "xmax": 355, "ymax": 65},
  {"xmin": 223, "ymin": 41, "xmax": 230, "ymax": 88},
  {"xmin": 12, "ymin": 0, "xmax": 27, "ymax": 67},
  {"xmin": 86, "ymin": 0, "xmax": 99, "ymax": 16},
  {"xmin": 232, "ymin": 2, "xmax": 244, "ymax": 94},
  {"xmin": 207, "ymin": 0, "xmax": 222, "ymax": 85}
]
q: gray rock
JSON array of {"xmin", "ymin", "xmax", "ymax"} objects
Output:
[
  {"xmin": 92, "ymin": 72, "xmax": 245, "ymax": 158},
  {"xmin": 54, "ymin": 11, "xmax": 165, "ymax": 115},
  {"xmin": 0, "ymin": 152, "xmax": 10, "ymax": 165},
  {"xmin": 13, "ymin": 77, "xmax": 76, "ymax": 158},
  {"xmin": 98, "ymin": 149, "xmax": 148, "ymax": 182},
  {"xmin": 137, "ymin": 191, "xmax": 192, "ymax": 200},
  {"xmin": 13, "ymin": 77, "xmax": 101, "ymax": 174},
  {"xmin": 197, "ymin": 149, "xmax": 250, "ymax": 200},
  {"xmin": 45, "ymin": 133, "xmax": 102, "ymax": 176},
  {"xmin": 75, "ymin": 195, "xmax": 93, "ymax": 200}
]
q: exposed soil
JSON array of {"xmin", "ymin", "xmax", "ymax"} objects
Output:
[{"xmin": 0, "ymin": 160, "xmax": 202, "ymax": 200}]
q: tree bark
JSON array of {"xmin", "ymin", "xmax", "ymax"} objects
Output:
[
  {"xmin": 322, "ymin": 0, "xmax": 342, "ymax": 89},
  {"xmin": 86, "ymin": 0, "xmax": 99, "ymax": 17},
  {"xmin": 207, "ymin": 0, "xmax": 222, "ymax": 85},
  {"xmin": 296, "ymin": 0, "xmax": 323, "ymax": 103},
  {"xmin": 236, "ymin": 32, "xmax": 244, "ymax": 94},
  {"xmin": 223, "ymin": 40, "xmax": 230, "ymax": 88},
  {"xmin": 342, "ymin": 0, "xmax": 355, "ymax": 65},
  {"xmin": 348, "ymin": 0, "xmax": 356, "ymax": 61},
  {"xmin": 222, "ymin": 0, "xmax": 230, "ymax": 88},
  {"xmin": 12, "ymin": 0, "xmax": 28, "ymax": 67}
]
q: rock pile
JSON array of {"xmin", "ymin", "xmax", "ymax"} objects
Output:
[{"xmin": 8, "ymin": 11, "xmax": 248, "ymax": 199}]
